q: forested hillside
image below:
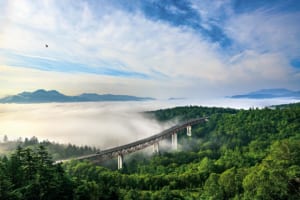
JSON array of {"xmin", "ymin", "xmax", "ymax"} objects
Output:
[
  {"xmin": 0, "ymin": 136, "xmax": 99, "ymax": 160},
  {"xmin": 0, "ymin": 103, "xmax": 299, "ymax": 199}
]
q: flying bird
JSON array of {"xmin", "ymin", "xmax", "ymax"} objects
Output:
[{"xmin": 45, "ymin": 44, "xmax": 48, "ymax": 48}]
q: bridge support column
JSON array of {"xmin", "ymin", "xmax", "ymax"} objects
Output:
[
  {"xmin": 171, "ymin": 133, "xmax": 177, "ymax": 150},
  {"xmin": 117, "ymin": 154, "xmax": 123, "ymax": 169},
  {"xmin": 153, "ymin": 142, "xmax": 159, "ymax": 153},
  {"xmin": 187, "ymin": 125, "xmax": 192, "ymax": 136}
]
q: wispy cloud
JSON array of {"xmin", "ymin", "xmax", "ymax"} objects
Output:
[
  {"xmin": 225, "ymin": 9, "xmax": 300, "ymax": 57},
  {"xmin": 0, "ymin": 0, "xmax": 299, "ymax": 98}
]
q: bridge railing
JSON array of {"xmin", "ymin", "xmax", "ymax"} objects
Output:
[{"xmin": 71, "ymin": 117, "xmax": 209, "ymax": 163}]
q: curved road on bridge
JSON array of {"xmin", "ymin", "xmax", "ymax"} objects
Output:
[{"xmin": 57, "ymin": 117, "xmax": 208, "ymax": 164}]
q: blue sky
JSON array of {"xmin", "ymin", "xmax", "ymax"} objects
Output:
[{"xmin": 0, "ymin": 0, "xmax": 300, "ymax": 98}]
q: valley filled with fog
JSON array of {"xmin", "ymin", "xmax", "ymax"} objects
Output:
[{"xmin": 0, "ymin": 98, "xmax": 298, "ymax": 148}]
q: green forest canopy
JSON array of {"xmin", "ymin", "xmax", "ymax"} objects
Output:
[{"xmin": 1, "ymin": 103, "xmax": 299, "ymax": 199}]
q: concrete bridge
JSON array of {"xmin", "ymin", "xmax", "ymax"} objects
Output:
[{"xmin": 61, "ymin": 117, "xmax": 208, "ymax": 169}]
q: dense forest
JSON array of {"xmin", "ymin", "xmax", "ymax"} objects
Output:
[
  {"xmin": 0, "ymin": 136, "xmax": 99, "ymax": 160},
  {"xmin": 0, "ymin": 103, "xmax": 299, "ymax": 199}
]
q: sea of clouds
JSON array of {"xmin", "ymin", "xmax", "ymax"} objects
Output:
[{"xmin": 0, "ymin": 98, "xmax": 298, "ymax": 148}]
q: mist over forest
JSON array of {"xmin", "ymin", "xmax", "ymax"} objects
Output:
[{"xmin": 0, "ymin": 98, "xmax": 297, "ymax": 148}]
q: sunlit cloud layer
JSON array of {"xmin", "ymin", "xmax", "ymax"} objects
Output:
[
  {"xmin": 1, "ymin": 99, "xmax": 297, "ymax": 147},
  {"xmin": 0, "ymin": 0, "xmax": 299, "ymax": 98},
  {"xmin": 0, "ymin": 102, "xmax": 167, "ymax": 148}
]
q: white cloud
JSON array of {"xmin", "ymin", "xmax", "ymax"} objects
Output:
[
  {"xmin": 1, "ymin": 99, "xmax": 298, "ymax": 147},
  {"xmin": 225, "ymin": 51, "xmax": 296, "ymax": 90},
  {"xmin": 225, "ymin": 10, "xmax": 300, "ymax": 57},
  {"xmin": 190, "ymin": 0, "xmax": 233, "ymax": 29},
  {"xmin": 1, "ymin": 0, "xmax": 228, "ymax": 80},
  {"xmin": 0, "ymin": 0, "xmax": 299, "ymax": 98},
  {"xmin": 0, "ymin": 0, "xmax": 232, "ymax": 97},
  {"xmin": 0, "ymin": 102, "xmax": 168, "ymax": 148}
]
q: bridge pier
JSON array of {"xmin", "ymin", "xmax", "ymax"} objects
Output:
[
  {"xmin": 70, "ymin": 118, "xmax": 209, "ymax": 166},
  {"xmin": 186, "ymin": 125, "xmax": 192, "ymax": 136},
  {"xmin": 171, "ymin": 133, "xmax": 177, "ymax": 150},
  {"xmin": 153, "ymin": 142, "xmax": 159, "ymax": 153},
  {"xmin": 117, "ymin": 154, "xmax": 123, "ymax": 169}
]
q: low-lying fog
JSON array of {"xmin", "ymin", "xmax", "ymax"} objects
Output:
[{"xmin": 0, "ymin": 98, "xmax": 298, "ymax": 148}]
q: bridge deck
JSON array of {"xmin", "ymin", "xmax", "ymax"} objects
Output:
[{"xmin": 58, "ymin": 117, "xmax": 208, "ymax": 163}]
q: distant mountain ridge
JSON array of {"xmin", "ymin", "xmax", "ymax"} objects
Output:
[
  {"xmin": 0, "ymin": 89, "xmax": 155, "ymax": 103},
  {"xmin": 230, "ymin": 88, "xmax": 300, "ymax": 99}
]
